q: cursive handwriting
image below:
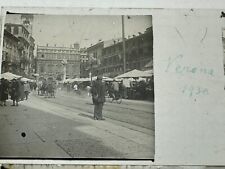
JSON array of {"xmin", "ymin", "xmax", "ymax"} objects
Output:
[
  {"xmin": 182, "ymin": 84, "xmax": 209, "ymax": 97},
  {"xmin": 165, "ymin": 54, "xmax": 214, "ymax": 77}
]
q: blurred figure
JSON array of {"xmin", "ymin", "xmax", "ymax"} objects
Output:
[
  {"xmin": 91, "ymin": 75, "xmax": 106, "ymax": 120},
  {"xmin": 112, "ymin": 79, "xmax": 119, "ymax": 99},
  {"xmin": 0, "ymin": 78, "xmax": 9, "ymax": 106},
  {"xmin": 10, "ymin": 79, "xmax": 20, "ymax": 106},
  {"xmin": 19, "ymin": 81, "xmax": 25, "ymax": 101},
  {"xmin": 86, "ymin": 85, "xmax": 91, "ymax": 96},
  {"xmin": 24, "ymin": 82, "xmax": 31, "ymax": 100},
  {"xmin": 73, "ymin": 83, "xmax": 78, "ymax": 92},
  {"xmin": 33, "ymin": 82, "xmax": 37, "ymax": 91},
  {"xmin": 37, "ymin": 81, "xmax": 42, "ymax": 95}
]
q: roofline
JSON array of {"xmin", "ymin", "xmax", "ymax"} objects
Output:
[{"xmin": 37, "ymin": 45, "xmax": 79, "ymax": 50}]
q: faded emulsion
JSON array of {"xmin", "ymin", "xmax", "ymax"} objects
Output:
[{"xmin": 0, "ymin": 13, "xmax": 154, "ymax": 160}]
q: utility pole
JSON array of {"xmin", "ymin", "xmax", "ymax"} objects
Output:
[{"xmin": 122, "ymin": 15, "xmax": 126, "ymax": 73}]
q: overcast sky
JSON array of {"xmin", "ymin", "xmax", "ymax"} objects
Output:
[{"xmin": 6, "ymin": 14, "xmax": 152, "ymax": 48}]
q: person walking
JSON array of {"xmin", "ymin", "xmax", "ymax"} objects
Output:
[
  {"xmin": 10, "ymin": 79, "xmax": 20, "ymax": 106},
  {"xmin": 0, "ymin": 78, "xmax": 9, "ymax": 106},
  {"xmin": 91, "ymin": 75, "xmax": 106, "ymax": 120},
  {"xmin": 112, "ymin": 79, "xmax": 119, "ymax": 99},
  {"xmin": 24, "ymin": 82, "xmax": 31, "ymax": 100}
]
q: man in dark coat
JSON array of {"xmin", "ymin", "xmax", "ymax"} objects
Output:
[
  {"xmin": 10, "ymin": 79, "xmax": 20, "ymax": 106},
  {"xmin": 0, "ymin": 78, "xmax": 9, "ymax": 106},
  {"xmin": 91, "ymin": 75, "xmax": 106, "ymax": 120}
]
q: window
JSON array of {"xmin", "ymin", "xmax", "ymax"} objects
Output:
[
  {"xmin": 13, "ymin": 27, "xmax": 18, "ymax": 34},
  {"xmin": 40, "ymin": 64, "xmax": 45, "ymax": 73}
]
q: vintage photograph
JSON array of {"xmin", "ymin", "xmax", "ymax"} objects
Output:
[{"xmin": 0, "ymin": 13, "xmax": 154, "ymax": 159}]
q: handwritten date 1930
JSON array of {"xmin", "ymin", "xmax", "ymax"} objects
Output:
[{"xmin": 182, "ymin": 85, "xmax": 209, "ymax": 97}]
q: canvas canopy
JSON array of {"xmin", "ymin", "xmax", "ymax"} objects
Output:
[
  {"xmin": 115, "ymin": 69, "xmax": 152, "ymax": 79},
  {"xmin": 0, "ymin": 72, "xmax": 22, "ymax": 81},
  {"xmin": 21, "ymin": 77, "xmax": 34, "ymax": 82}
]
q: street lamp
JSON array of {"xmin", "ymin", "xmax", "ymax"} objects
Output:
[
  {"xmin": 61, "ymin": 59, "xmax": 67, "ymax": 82},
  {"xmin": 122, "ymin": 15, "xmax": 126, "ymax": 73},
  {"xmin": 89, "ymin": 53, "xmax": 96, "ymax": 85}
]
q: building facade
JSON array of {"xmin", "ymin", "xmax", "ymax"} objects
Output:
[
  {"xmin": 2, "ymin": 23, "xmax": 35, "ymax": 77},
  {"xmin": 79, "ymin": 48, "xmax": 89, "ymax": 78},
  {"xmin": 1, "ymin": 30, "xmax": 20, "ymax": 74},
  {"xmin": 83, "ymin": 27, "xmax": 153, "ymax": 78},
  {"xmin": 36, "ymin": 45, "xmax": 80, "ymax": 81},
  {"xmin": 82, "ymin": 41, "xmax": 104, "ymax": 77},
  {"xmin": 100, "ymin": 27, "xmax": 153, "ymax": 77}
]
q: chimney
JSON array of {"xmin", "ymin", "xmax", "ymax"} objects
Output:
[
  {"xmin": 46, "ymin": 43, "xmax": 48, "ymax": 47},
  {"xmin": 54, "ymin": 44, "xmax": 56, "ymax": 47}
]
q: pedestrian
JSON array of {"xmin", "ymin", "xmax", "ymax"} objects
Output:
[
  {"xmin": 10, "ymin": 79, "xmax": 20, "ymax": 106},
  {"xmin": 86, "ymin": 85, "xmax": 91, "ymax": 96},
  {"xmin": 91, "ymin": 75, "xmax": 106, "ymax": 120},
  {"xmin": 112, "ymin": 79, "xmax": 119, "ymax": 99},
  {"xmin": 73, "ymin": 83, "xmax": 78, "ymax": 92},
  {"xmin": 24, "ymin": 82, "xmax": 31, "ymax": 100},
  {"xmin": 19, "ymin": 81, "xmax": 25, "ymax": 101},
  {"xmin": 33, "ymin": 82, "xmax": 37, "ymax": 91},
  {"xmin": 1, "ymin": 78, "xmax": 9, "ymax": 106}
]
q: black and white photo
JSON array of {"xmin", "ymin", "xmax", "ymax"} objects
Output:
[{"xmin": 0, "ymin": 13, "xmax": 154, "ymax": 159}]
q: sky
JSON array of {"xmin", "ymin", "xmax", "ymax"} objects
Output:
[{"xmin": 5, "ymin": 14, "xmax": 152, "ymax": 48}]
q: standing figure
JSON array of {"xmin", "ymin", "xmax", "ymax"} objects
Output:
[
  {"xmin": 1, "ymin": 78, "xmax": 9, "ymax": 106},
  {"xmin": 24, "ymin": 82, "xmax": 31, "ymax": 100},
  {"xmin": 10, "ymin": 79, "xmax": 20, "ymax": 106},
  {"xmin": 86, "ymin": 85, "xmax": 91, "ymax": 96},
  {"xmin": 112, "ymin": 79, "xmax": 119, "ymax": 99},
  {"xmin": 91, "ymin": 75, "xmax": 106, "ymax": 120},
  {"xmin": 19, "ymin": 81, "xmax": 25, "ymax": 101}
]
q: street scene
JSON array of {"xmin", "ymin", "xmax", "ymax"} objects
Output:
[{"xmin": 0, "ymin": 14, "xmax": 154, "ymax": 159}]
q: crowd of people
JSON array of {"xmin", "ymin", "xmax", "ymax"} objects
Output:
[
  {"xmin": 0, "ymin": 78, "xmax": 36, "ymax": 106},
  {"xmin": 1, "ymin": 75, "xmax": 154, "ymax": 121},
  {"xmin": 60, "ymin": 76, "xmax": 154, "ymax": 120},
  {"xmin": 62, "ymin": 77, "xmax": 154, "ymax": 101},
  {"xmin": 37, "ymin": 79, "xmax": 57, "ymax": 98}
]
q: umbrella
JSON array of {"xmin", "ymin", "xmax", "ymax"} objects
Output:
[
  {"xmin": 1, "ymin": 72, "xmax": 22, "ymax": 81},
  {"xmin": 115, "ymin": 69, "xmax": 152, "ymax": 79}
]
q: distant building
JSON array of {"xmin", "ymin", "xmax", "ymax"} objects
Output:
[
  {"xmin": 1, "ymin": 30, "xmax": 20, "ymax": 74},
  {"xmin": 83, "ymin": 27, "xmax": 153, "ymax": 78},
  {"xmin": 3, "ymin": 23, "xmax": 35, "ymax": 76},
  {"xmin": 79, "ymin": 48, "xmax": 89, "ymax": 78},
  {"xmin": 84, "ymin": 41, "xmax": 104, "ymax": 77},
  {"xmin": 36, "ymin": 45, "xmax": 80, "ymax": 81},
  {"xmin": 100, "ymin": 27, "xmax": 153, "ymax": 77}
]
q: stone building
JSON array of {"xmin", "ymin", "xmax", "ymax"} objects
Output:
[
  {"xmin": 3, "ymin": 23, "xmax": 35, "ymax": 77},
  {"xmin": 36, "ymin": 45, "xmax": 80, "ymax": 81},
  {"xmin": 1, "ymin": 29, "xmax": 20, "ymax": 74},
  {"xmin": 99, "ymin": 27, "xmax": 153, "ymax": 77},
  {"xmin": 83, "ymin": 27, "xmax": 153, "ymax": 78},
  {"xmin": 82, "ymin": 41, "xmax": 104, "ymax": 77},
  {"xmin": 79, "ymin": 48, "xmax": 89, "ymax": 78}
]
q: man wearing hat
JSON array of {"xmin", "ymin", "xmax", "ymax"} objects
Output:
[{"xmin": 91, "ymin": 75, "xmax": 106, "ymax": 120}]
